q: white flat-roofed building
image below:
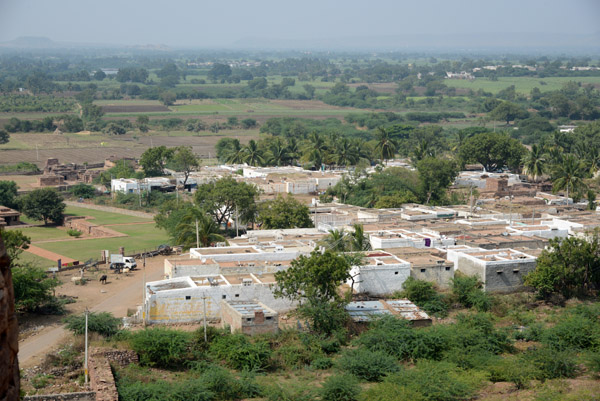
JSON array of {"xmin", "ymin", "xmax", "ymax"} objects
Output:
[
  {"xmin": 111, "ymin": 178, "xmax": 139, "ymax": 193},
  {"xmin": 450, "ymin": 248, "xmax": 537, "ymax": 292},
  {"xmin": 348, "ymin": 252, "xmax": 411, "ymax": 296}
]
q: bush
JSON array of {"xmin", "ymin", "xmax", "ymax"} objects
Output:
[
  {"xmin": 541, "ymin": 314, "xmax": 600, "ymax": 351},
  {"xmin": 338, "ymin": 348, "xmax": 399, "ymax": 382},
  {"xmin": 488, "ymin": 356, "xmax": 540, "ymax": 389},
  {"xmin": 70, "ymin": 183, "xmax": 96, "ymax": 199},
  {"xmin": 399, "ymin": 277, "xmax": 448, "ymax": 318},
  {"xmin": 117, "ymin": 378, "xmax": 214, "ymax": 401},
  {"xmin": 311, "ymin": 356, "xmax": 333, "ymax": 370},
  {"xmin": 359, "ymin": 382, "xmax": 425, "ymax": 401},
  {"xmin": 64, "ymin": 312, "xmax": 121, "ymax": 337},
  {"xmin": 523, "ymin": 347, "xmax": 579, "ymax": 380},
  {"xmin": 383, "ymin": 360, "xmax": 483, "ymax": 401},
  {"xmin": 320, "ymin": 374, "xmax": 361, "ymax": 401},
  {"xmin": 514, "ymin": 322, "xmax": 545, "ymax": 342},
  {"xmin": 209, "ymin": 333, "xmax": 271, "ymax": 371},
  {"xmin": 130, "ymin": 327, "xmax": 193, "ymax": 368},
  {"xmin": 67, "ymin": 229, "xmax": 82, "ymax": 237},
  {"xmin": 451, "ymin": 274, "xmax": 491, "ymax": 311}
]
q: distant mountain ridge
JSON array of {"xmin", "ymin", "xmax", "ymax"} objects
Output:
[{"xmin": 0, "ymin": 36, "xmax": 172, "ymax": 51}]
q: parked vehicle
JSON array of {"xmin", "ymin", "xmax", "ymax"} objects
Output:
[{"xmin": 109, "ymin": 254, "xmax": 137, "ymax": 270}]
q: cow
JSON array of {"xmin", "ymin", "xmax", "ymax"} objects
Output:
[{"xmin": 99, "ymin": 275, "xmax": 107, "ymax": 284}]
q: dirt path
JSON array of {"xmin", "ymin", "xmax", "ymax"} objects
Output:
[
  {"xmin": 18, "ymin": 255, "xmax": 168, "ymax": 367},
  {"xmin": 25, "ymin": 245, "xmax": 76, "ymax": 263}
]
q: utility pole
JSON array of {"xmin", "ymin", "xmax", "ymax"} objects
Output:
[
  {"xmin": 235, "ymin": 206, "xmax": 239, "ymax": 237},
  {"xmin": 36, "ymin": 144, "xmax": 39, "ymax": 161},
  {"xmin": 195, "ymin": 218, "xmax": 199, "ymax": 248},
  {"xmin": 203, "ymin": 296, "xmax": 208, "ymax": 342},
  {"xmin": 84, "ymin": 309, "xmax": 89, "ymax": 385}
]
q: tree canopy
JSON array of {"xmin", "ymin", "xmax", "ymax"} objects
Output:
[
  {"xmin": 256, "ymin": 195, "xmax": 313, "ymax": 229},
  {"xmin": 459, "ymin": 132, "xmax": 527, "ymax": 172},
  {"xmin": 20, "ymin": 188, "xmax": 65, "ymax": 225},
  {"xmin": 140, "ymin": 146, "xmax": 175, "ymax": 177},
  {"xmin": 194, "ymin": 177, "xmax": 259, "ymax": 227}
]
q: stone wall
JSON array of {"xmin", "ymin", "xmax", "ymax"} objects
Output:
[
  {"xmin": 88, "ymin": 350, "xmax": 117, "ymax": 401},
  {"xmin": 23, "ymin": 392, "xmax": 96, "ymax": 401},
  {"xmin": 0, "ymin": 233, "xmax": 20, "ymax": 401}
]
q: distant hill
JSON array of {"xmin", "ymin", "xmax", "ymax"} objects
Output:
[{"xmin": 0, "ymin": 36, "xmax": 57, "ymax": 48}]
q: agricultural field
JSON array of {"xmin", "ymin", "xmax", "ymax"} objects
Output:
[{"xmin": 445, "ymin": 76, "xmax": 600, "ymax": 94}]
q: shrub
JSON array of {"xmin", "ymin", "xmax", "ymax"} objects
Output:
[
  {"xmin": 451, "ymin": 274, "xmax": 491, "ymax": 311},
  {"xmin": 359, "ymin": 382, "xmax": 425, "ymax": 401},
  {"xmin": 338, "ymin": 348, "xmax": 399, "ymax": 381},
  {"xmin": 488, "ymin": 356, "xmax": 540, "ymax": 389},
  {"xmin": 541, "ymin": 314, "xmax": 600, "ymax": 351},
  {"xmin": 63, "ymin": 312, "xmax": 121, "ymax": 337},
  {"xmin": 209, "ymin": 333, "xmax": 271, "ymax": 371},
  {"xmin": 67, "ymin": 229, "xmax": 82, "ymax": 237},
  {"xmin": 399, "ymin": 277, "xmax": 448, "ymax": 318},
  {"xmin": 117, "ymin": 378, "xmax": 214, "ymax": 401},
  {"xmin": 311, "ymin": 357, "xmax": 333, "ymax": 370},
  {"xmin": 585, "ymin": 352, "xmax": 600, "ymax": 376},
  {"xmin": 262, "ymin": 383, "xmax": 317, "ymax": 401},
  {"xmin": 385, "ymin": 360, "xmax": 484, "ymax": 401},
  {"xmin": 199, "ymin": 366, "xmax": 243, "ymax": 400},
  {"xmin": 319, "ymin": 374, "xmax": 361, "ymax": 401},
  {"xmin": 130, "ymin": 328, "xmax": 193, "ymax": 368},
  {"xmin": 514, "ymin": 322, "xmax": 545, "ymax": 342},
  {"xmin": 523, "ymin": 347, "xmax": 578, "ymax": 380},
  {"xmin": 31, "ymin": 374, "xmax": 54, "ymax": 389}
]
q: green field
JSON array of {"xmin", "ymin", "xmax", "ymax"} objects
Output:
[
  {"xmin": 18, "ymin": 226, "xmax": 72, "ymax": 242},
  {"xmin": 445, "ymin": 76, "xmax": 600, "ymax": 94},
  {"xmin": 17, "ymin": 250, "xmax": 55, "ymax": 266},
  {"xmin": 36, "ymin": 223, "xmax": 168, "ymax": 262},
  {"xmin": 63, "ymin": 206, "xmax": 153, "ymax": 225}
]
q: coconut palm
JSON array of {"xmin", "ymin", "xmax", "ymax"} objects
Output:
[
  {"xmin": 412, "ymin": 139, "xmax": 435, "ymax": 164},
  {"xmin": 302, "ymin": 132, "xmax": 329, "ymax": 168},
  {"xmin": 243, "ymin": 139, "xmax": 264, "ymax": 166},
  {"xmin": 267, "ymin": 138, "xmax": 290, "ymax": 166},
  {"xmin": 375, "ymin": 127, "xmax": 398, "ymax": 163},
  {"xmin": 175, "ymin": 208, "xmax": 225, "ymax": 249},
  {"xmin": 332, "ymin": 138, "xmax": 359, "ymax": 167},
  {"xmin": 522, "ymin": 144, "xmax": 546, "ymax": 182},
  {"xmin": 350, "ymin": 224, "xmax": 371, "ymax": 251},
  {"xmin": 321, "ymin": 229, "xmax": 349, "ymax": 252},
  {"xmin": 552, "ymin": 154, "xmax": 588, "ymax": 204},
  {"xmin": 224, "ymin": 139, "xmax": 245, "ymax": 164}
]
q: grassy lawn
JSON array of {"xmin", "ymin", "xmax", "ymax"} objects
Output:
[
  {"xmin": 17, "ymin": 226, "xmax": 72, "ymax": 242},
  {"xmin": 64, "ymin": 205, "xmax": 153, "ymax": 225},
  {"xmin": 36, "ymin": 223, "xmax": 168, "ymax": 261},
  {"xmin": 17, "ymin": 250, "xmax": 56, "ymax": 267}
]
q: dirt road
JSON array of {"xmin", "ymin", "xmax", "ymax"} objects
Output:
[{"xmin": 18, "ymin": 254, "xmax": 169, "ymax": 367}]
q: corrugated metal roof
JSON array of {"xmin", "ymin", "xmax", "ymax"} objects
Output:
[{"xmin": 346, "ymin": 299, "xmax": 431, "ymax": 322}]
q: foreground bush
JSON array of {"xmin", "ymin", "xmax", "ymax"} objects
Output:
[
  {"xmin": 451, "ymin": 274, "xmax": 491, "ymax": 311},
  {"xmin": 118, "ymin": 377, "xmax": 215, "ymax": 401},
  {"xmin": 541, "ymin": 313, "xmax": 600, "ymax": 351},
  {"xmin": 338, "ymin": 348, "xmax": 399, "ymax": 381},
  {"xmin": 398, "ymin": 277, "xmax": 448, "ymax": 318},
  {"xmin": 369, "ymin": 360, "xmax": 483, "ymax": 401},
  {"xmin": 64, "ymin": 312, "xmax": 121, "ymax": 337},
  {"xmin": 209, "ymin": 333, "xmax": 271, "ymax": 371},
  {"xmin": 320, "ymin": 374, "xmax": 361, "ymax": 401},
  {"xmin": 129, "ymin": 328, "xmax": 193, "ymax": 368}
]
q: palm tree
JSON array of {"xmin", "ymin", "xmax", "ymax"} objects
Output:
[
  {"xmin": 224, "ymin": 139, "xmax": 245, "ymax": 164},
  {"xmin": 267, "ymin": 138, "xmax": 290, "ymax": 166},
  {"xmin": 321, "ymin": 229, "xmax": 349, "ymax": 252},
  {"xmin": 243, "ymin": 140, "xmax": 264, "ymax": 166},
  {"xmin": 552, "ymin": 154, "xmax": 587, "ymax": 204},
  {"xmin": 175, "ymin": 208, "xmax": 225, "ymax": 249},
  {"xmin": 412, "ymin": 139, "xmax": 435, "ymax": 164},
  {"xmin": 286, "ymin": 137, "xmax": 300, "ymax": 165},
  {"xmin": 522, "ymin": 144, "xmax": 546, "ymax": 183},
  {"xmin": 375, "ymin": 127, "xmax": 398, "ymax": 163},
  {"xmin": 350, "ymin": 224, "xmax": 371, "ymax": 251},
  {"xmin": 332, "ymin": 138, "xmax": 359, "ymax": 167},
  {"xmin": 302, "ymin": 132, "xmax": 328, "ymax": 169}
]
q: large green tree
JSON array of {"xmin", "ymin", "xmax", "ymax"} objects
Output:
[
  {"xmin": 522, "ymin": 144, "xmax": 546, "ymax": 183},
  {"xmin": 488, "ymin": 101, "xmax": 529, "ymax": 125},
  {"xmin": 256, "ymin": 195, "xmax": 313, "ymax": 229},
  {"xmin": 0, "ymin": 180, "xmax": 19, "ymax": 209},
  {"xmin": 194, "ymin": 177, "xmax": 259, "ymax": 227},
  {"xmin": 0, "ymin": 129, "xmax": 9, "ymax": 145},
  {"xmin": 1, "ymin": 229, "xmax": 30, "ymax": 263},
  {"xmin": 170, "ymin": 146, "xmax": 199, "ymax": 186},
  {"xmin": 20, "ymin": 188, "xmax": 65, "ymax": 225},
  {"xmin": 274, "ymin": 250, "xmax": 351, "ymax": 335},
  {"xmin": 525, "ymin": 233, "xmax": 600, "ymax": 299},
  {"xmin": 375, "ymin": 127, "xmax": 398, "ymax": 163},
  {"xmin": 416, "ymin": 157, "xmax": 458, "ymax": 204},
  {"xmin": 140, "ymin": 146, "xmax": 175, "ymax": 177},
  {"xmin": 459, "ymin": 132, "xmax": 527, "ymax": 172}
]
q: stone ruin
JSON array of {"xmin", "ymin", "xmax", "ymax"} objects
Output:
[{"xmin": 38, "ymin": 159, "xmax": 102, "ymax": 187}]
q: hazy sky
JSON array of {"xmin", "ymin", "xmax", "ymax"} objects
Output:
[{"xmin": 0, "ymin": 0, "xmax": 598, "ymax": 47}]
